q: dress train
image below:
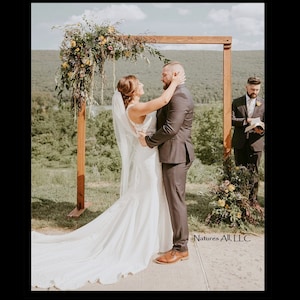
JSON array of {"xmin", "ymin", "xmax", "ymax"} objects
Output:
[{"xmin": 31, "ymin": 111, "xmax": 173, "ymax": 290}]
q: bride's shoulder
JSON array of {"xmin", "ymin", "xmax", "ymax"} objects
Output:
[{"xmin": 126, "ymin": 104, "xmax": 136, "ymax": 115}]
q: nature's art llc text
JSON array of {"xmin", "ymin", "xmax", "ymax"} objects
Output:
[{"xmin": 193, "ymin": 234, "xmax": 251, "ymax": 242}]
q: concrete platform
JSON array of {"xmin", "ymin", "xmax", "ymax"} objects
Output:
[{"xmin": 31, "ymin": 232, "xmax": 265, "ymax": 292}]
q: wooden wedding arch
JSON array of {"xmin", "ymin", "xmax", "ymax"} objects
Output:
[{"xmin": 68, "ymin": 35, "xmax": 232, "ymax": 217}]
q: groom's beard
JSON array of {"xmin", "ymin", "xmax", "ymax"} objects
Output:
[{"xmin": 163, "ymin": 82, "xmax": 171, "ymax": 90}]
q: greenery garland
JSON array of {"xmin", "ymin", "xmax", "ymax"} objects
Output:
[{"xmin": 54, "ymin": 18, "xmax": 169, "ymax": 115}]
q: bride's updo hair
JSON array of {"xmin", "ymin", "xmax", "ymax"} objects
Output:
[{"xmin": 117, "ymin": 75, "xmax": 139, "ymax": 109}]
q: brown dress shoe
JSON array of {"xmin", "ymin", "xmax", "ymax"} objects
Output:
[{"xmin": 154, "ymin": 250, "xmax": 189, "ymax": 264}]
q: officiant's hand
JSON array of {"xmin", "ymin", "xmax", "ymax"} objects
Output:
[{"xmin": 253, "ymin": 126, "xmax": 264, "ymax": 135}]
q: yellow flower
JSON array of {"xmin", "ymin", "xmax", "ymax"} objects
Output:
[
  {"xmin": 217, "ymin": 199, "xmax": 226, "ymax": 207},
  {"xmin": 108, "ymin": 26, "xmax": 115, "ymax": 34},
  {"xmin": 62, "ymin": 62, "xmax": 69, "ymax": 69},
  {"xmin": 70, "ymin": 40, "xmax": 76, "ymax": 47},
  {"xmin": 228, "ymin": 184, "xmax": 235, "ymax": 192},
  {"xmin": 99, "ymin": 38, "xmax": 107, "ymax": 45},
  {"xmin": 237, "ymin": 212, "xmax": 242, "ymax": 218},
  {"xmin": 124, "ymin": 50, "xmax": 131, "ymax": 57},
  {"xmin": 256, "ymin": 100, "xmax": 262, "ymax": 106}
]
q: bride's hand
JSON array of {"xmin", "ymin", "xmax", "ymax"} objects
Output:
[{"xmin": 172, "ymin": 71, "xmax": 186, "ymax": 85}]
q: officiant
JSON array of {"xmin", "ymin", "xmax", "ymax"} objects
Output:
[{"xmin": 231, "ymin": 76, "xmax": 265, "ymax": 208}]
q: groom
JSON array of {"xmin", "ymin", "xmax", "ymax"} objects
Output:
[{"xmin": 139, "ymin": 61, "xmax": 195, "ymax": 264}]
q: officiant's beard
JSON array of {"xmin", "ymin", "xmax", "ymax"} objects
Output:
[{"xmin": 247, "ymin": 92, "xmax": 257, "ymax": 99}]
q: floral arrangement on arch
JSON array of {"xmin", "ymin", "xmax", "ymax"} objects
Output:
[{"xmin": 54, "ymin": 18, "xmax": 169, "ymax": 115}]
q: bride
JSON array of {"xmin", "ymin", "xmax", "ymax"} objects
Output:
[{"xmin": 31, "ymin": 71, "xmax": 185, "ymax": 290}]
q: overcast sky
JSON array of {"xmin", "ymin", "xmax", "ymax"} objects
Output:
[{"xmin": 31, "ymin": 2, "xmax": 265, "ymax": 51}]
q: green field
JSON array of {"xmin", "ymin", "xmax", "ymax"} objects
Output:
[{"xmin": 32, "ymin": 50, "xmax": 264, "ymax": 104}]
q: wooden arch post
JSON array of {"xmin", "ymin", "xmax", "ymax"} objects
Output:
[
  {"xmin": 68, "ymin": 35, "xmax": 232, "ymax": 217},
  {"xmin": 68, "ymin": 100, "xmax": 92, "ymax": 217}
]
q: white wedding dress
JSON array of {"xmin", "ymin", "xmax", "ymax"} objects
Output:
[{"xmin": 31, "ymin": 97, "xmax": 173, "ymax": 290}]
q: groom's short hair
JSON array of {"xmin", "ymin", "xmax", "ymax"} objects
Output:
[{"xmin": 164, "ymin": 61, "xmax": 181, "ymax": 67}]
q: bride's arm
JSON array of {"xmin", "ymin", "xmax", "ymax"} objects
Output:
[{"xmin": 128, "ymin": 72, "xmax": 185, "ymax": 118}]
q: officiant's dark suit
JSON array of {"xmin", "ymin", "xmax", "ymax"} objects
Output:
[
  {"xmin": 232, "ymin": 90, "xmax": 265, "ymax": 204},
  {"xmin": 145, "ymin": 81, "xmax": 194, "ymax": 255}
]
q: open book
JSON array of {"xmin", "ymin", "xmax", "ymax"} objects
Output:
[{"xmin": 245, "ymin": 117, "xmax": 265, "ymax": 133}]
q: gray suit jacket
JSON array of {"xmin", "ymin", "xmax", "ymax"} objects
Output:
[
  {"xmin": 232, "ymin": 95, "xmax": 265, "ymax": 152},
  {"xmin": 146, "ymin": 84, "xmax": 195, "ymax": 164}
]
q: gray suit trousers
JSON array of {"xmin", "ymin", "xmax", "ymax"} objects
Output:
[{"xmin": 162, "ymin": 160, "xmax": 192, "ymax": 252}]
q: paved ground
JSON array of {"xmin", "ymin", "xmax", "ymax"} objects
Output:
[{"xmin": 31, "ymin": 231, "xmax": 265, "ymax": 292}]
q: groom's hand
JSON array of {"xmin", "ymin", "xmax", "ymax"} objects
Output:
[{"xmin": 138, "ymin": 131, "xmax": 147, "ymax": 147}]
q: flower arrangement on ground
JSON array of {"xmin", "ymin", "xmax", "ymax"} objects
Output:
[{"xmin": 205, "ymin": 155, "xmax": 264, "ymax": 231}]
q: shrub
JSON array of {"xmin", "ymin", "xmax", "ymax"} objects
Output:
[{"xmin": 192, "ymin": 105, "xmax": 223, "ymax": 165}]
